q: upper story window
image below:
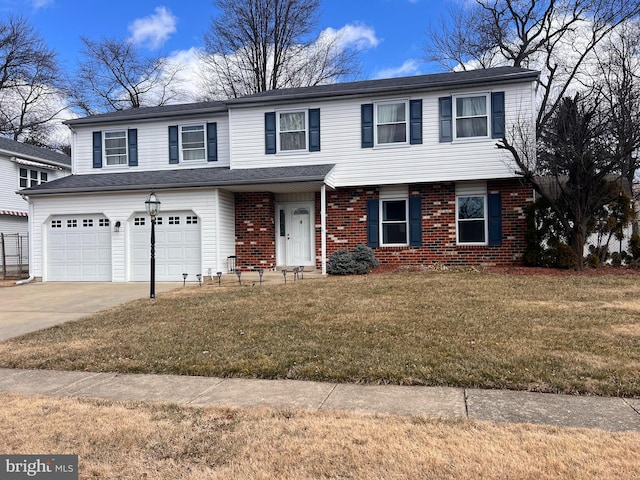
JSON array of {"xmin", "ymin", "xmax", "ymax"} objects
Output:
[
  {"xmin": 93, "ymin": 129, "xmax": 137, "ymax": 168},
  {"xmin": 278, "ymin": 111, "xmax": 307, "ymax": 152},
  {"xmin": 19, "ymin": 168, "xmax": 48, "ymax": 188},
  {"xmin": 361, "ymin": 100, "xmax": 421, "ymax": 148},
  {"xmin": 439, "ymin": 92, "xmax": 504, "ymax": 142},
  {"xmin": 180, "ymin": 125, "xmax": 206, "ymax": 161},
  {"xmin": 104, "ymin": 131, "xmax": 128, "ymax": 165},
  {"xmin": 375, "ymin": 101, "xmax": 408, "ymax": 145},
  {"xmin": 454, "ymin": 95, "xmax": 489, "ymax": 139},
  {"xmin": 169, "ymin": 123, "xmax": 217, "ymax": 164}
]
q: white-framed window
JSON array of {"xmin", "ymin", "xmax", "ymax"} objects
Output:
[
  {"xmin": 180, "ymin": 124, "xmax": 206, "ymax": 161},
  {"xmin": 381, "ymin": 198, "xmax": 408, "ymax": 245},
  {"xmin": 456, "ymin": 195, "xmax": 487, "ymax": 244},
  {"xmin": 104, "ymin": 130, "xmax": 128, "ymax": 166},
  {"xmin": 19, "ymin": 168, "xmax": 48, "ymax": 188},
  {"xmin": 453, "ymin": 94, "xmax": 489, "ymax": 139},
  {"xmin": 277, "ymin": 110, "xmax": 307, "ymax": 152},
  {"xmin": 375, "ymin": 100, "xmax": 408, "ymax": 145}
]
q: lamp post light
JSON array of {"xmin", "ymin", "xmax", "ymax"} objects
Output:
[{"xmin": 145, "ymin": 192, "xmax": 161, "ymax": 300}]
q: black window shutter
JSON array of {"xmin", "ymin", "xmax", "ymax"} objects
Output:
[
  {"xmin": 488, "ymin": 192, "xmax": 502, "ymax": 246},
  {"xmin": 361, "ymin": 104, "xmax": 374, "ymax": 148},
  {"xmin": 127, "ymin": 129, "xmax": 138, "ymax": 166},
  {"xmin": 366, "ymin": 198, "xmax": 379, "ymax": 248},
  {"xmin": 308, "ymin": 108, "xmax": 320, "ymax": 152},
  {"xmin": 207, "ymin": 122, "xmax": 218, "ymax": 162},
  {"xmin": 168, "ymin": 126, "xmax": 179, "ymax": 164},
  {"xmin": 491, "ymin": 91, "xmax": 505, "ymax": 139},
  {"xmin": 92, "ymin": 131, "xmax": 102, "ymax": 168},
  {"xmin": 265, "ymin": 112, "xmax": 276, "ymax": 154},
  {"xmin": 439, "ymin": 96, "xmax": 452, "ymax": 142},
  {"xmin": 409, "ymin": 197, "xmax": 422, "ymax": 246},
  {"xmin": 409, "ymin": 99, "xmax": 423, "ymax": 145}
]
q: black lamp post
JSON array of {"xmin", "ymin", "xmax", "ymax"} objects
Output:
[{"xmin": 145, "ymin": 192, "xmax": 161, "ymax": 300}]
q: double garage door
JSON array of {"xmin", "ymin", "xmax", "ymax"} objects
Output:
[{"xmin": 47, "ymin": 212, "xmax": 201, "ymax": 282}]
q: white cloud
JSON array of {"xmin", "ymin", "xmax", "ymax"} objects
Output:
[
  {"xmin": 374, "ymin": 59, "xmax": 421, "ymax": 79},
  {"xmin": 320, "ymin": 23, "xmax": 380, "ymax": 50},
  {"xmin": 128, "ymin": 6, "xmax": 177, "ymax": 50},
  {"xmin": 30, "ymin": 0, "xmax": 53, "ymax": 9}
]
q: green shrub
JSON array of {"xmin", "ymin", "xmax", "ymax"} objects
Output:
[{"xmin": 327, "ymin": 244, "xmax": 379, "ymax": 275}]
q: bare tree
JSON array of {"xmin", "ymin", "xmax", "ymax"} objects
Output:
[
  {"xmin": 0, "ymin": 16, "xmax": 67, "ymax": 145},
  {"xmin": 71, "ymin": 36, "xmax": 183, "ymax": 115},
  {"xmin": 427, "ymin": 0, "xmax": 640, "ymax": 137},
  {"xmin": 200, "ymin": 0, "xmax": 360, "ymax": 99}
]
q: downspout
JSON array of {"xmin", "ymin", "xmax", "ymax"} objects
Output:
[
  {"xmin": 16, "ymin": 195, "xmax": 35, "ymax": 285},
  {"xmin": 321, "ymin": 183, "xmax": 327, "ymax": 275}
]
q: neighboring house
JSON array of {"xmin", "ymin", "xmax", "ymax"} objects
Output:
[
  {"xmin": 0, "ymin": 137, "xmax": 71, "ymax": 236},
  {"xmin": 20, "ymin": 66, "xmax": 539, "ymax": 282}
]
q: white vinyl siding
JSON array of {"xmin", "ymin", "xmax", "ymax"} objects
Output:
[
  {"xmin": 73, "ymin": 115, "xmax": 230, "ymax": 174},
  {"xmin": 228, "ymin": 81, "xmax": 535, "ymax": 187}
]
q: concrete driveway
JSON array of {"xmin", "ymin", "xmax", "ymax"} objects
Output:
[{"xmin": 0, "ymin": 282, "xmax": 180, "ymax": 341}]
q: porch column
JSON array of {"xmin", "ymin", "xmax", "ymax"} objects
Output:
[{"xmin": 321, "ymin": 183, "xmax": 327, "ymax": 275}]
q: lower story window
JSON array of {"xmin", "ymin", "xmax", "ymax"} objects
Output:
[
  {"xmin": 382, "ymin": 199, "xmax": 407, "ymax": 245},
  {"xmin": 457, "ymin": 195, "xmax": 486, "ymax": 244}
]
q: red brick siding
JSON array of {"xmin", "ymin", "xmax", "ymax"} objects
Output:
[
  {"xmin": 234, "ymin": 192, "xmax": 276, "ymax": 270},
  {"xmin": 235, "ymin": 180, "xmax": 533, "ymax": 269}
]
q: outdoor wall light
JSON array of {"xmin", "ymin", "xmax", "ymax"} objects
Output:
[{"xmin": 114, "ymin": 220, "xmax": 121, "ymax": 233}]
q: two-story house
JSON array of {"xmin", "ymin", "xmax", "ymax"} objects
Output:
[
  {"xmin": 0, "ymin": 137, "xmax": 71, "ymax": 236},
  {"xmin": 20, "ymin": 66, "xmax": 539, "ymax": 282}
]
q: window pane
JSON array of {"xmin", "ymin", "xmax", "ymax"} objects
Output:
[
  {"xmin": 41, "ymin": 172, "xmax": 48, "ymax": 183},
  {"xmin": 181, "ymin": 125, "xmax": 205, "ymax": 160},
  {"xmin": 377, "ymin": 103, "xmax": 406, "ymax": 123},
  {"xmin": 458, "ymin": 196, "xmax": 484, "ymax": 219},
  {"xmin": 383, "ymin": 223, "xmax": 407, "ymax": 244},
  {"xmin": 456, "ymin": 97, "xmax": 486, "ymax": 117},
  {"xmin": 458, "ymin": 220, "xmax": 485, "ymax": 243},
  {"xmin": 279, "ymin": 112, "xmax": 305, "ymax": 132},
  {"xmin": 377, "ymin": 124, "xmax": 407, "ymax": 143},
  {"xmin": 105, "ymin": 131, "xmax": 127, "ymax": 165},
  {"xmin": 456, "ymin": 118, "xmax": 488, "ymax": 137},
  {"xmin": 280, "ymin": 131, "xmax": 306, "ymax": 151},
  {"xmin": 383, "ymin": 200, "xmax": 406, "ymax": 222}
]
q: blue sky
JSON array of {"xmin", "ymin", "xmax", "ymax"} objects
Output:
[{"xmin": 0, "ymin": 0, "xmax": 455, "ymax": 80}]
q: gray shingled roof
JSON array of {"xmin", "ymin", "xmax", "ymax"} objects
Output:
[
  {"xmin": 21, "ymin": 164, "xmax": 335, "ymax": 195},
  {"xmin": 64, "ymin": 67, "xmax": 539, "ymax": 125},
  {"xmin": 227, "ymin": 66, "xmax": 540, "ymax": 106},
  {"xmin": 64, "ymin": 101, "xmax": 228, "ymax": 127},
  {"xmin": 0, "ymin": 137, "xmax": 71, "ymax": 167}
]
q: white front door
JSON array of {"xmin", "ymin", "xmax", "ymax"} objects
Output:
[{"xmin": 281, "ymin": 203, "xmax": 314, "ymax": 266}]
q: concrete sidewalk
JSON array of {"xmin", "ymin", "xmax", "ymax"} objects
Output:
[{"xmin": 1, "ymin": 368, "xmax": 639, "ymax": 432}]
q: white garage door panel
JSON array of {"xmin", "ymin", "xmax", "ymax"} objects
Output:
[
  {"xmin": 47, "ymin": 215, "xmax": 112, "ymax": 281},
  {"xmin": 130, "ymin": 211, "xmax": 201, "ymax": 282}
]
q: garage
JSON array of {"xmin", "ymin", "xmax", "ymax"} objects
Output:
[
  {"xmin": 129, "ymin": 211, "xmax": 201, "ymax": 282},
  {"xmin": 47, "ymin": 214, "xmax": 112, "ymax": 281}
]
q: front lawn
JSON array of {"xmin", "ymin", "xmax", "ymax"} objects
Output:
[{"xmin": 1, "ymin": 272, "xmax": 639, "ymax": 396}]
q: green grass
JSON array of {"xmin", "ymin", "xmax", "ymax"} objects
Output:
[{"xmin": 1, "ymin": 272, "xmax": 639, "ymax": 396}]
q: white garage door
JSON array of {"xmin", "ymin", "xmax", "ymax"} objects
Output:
[
  {"xmin": 48, "ymin": 215, "xmax": 112, "ymax": 281},
  {"xmin": 130, "ymin": 211, "xmax": 201, "ymax": 282}
]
